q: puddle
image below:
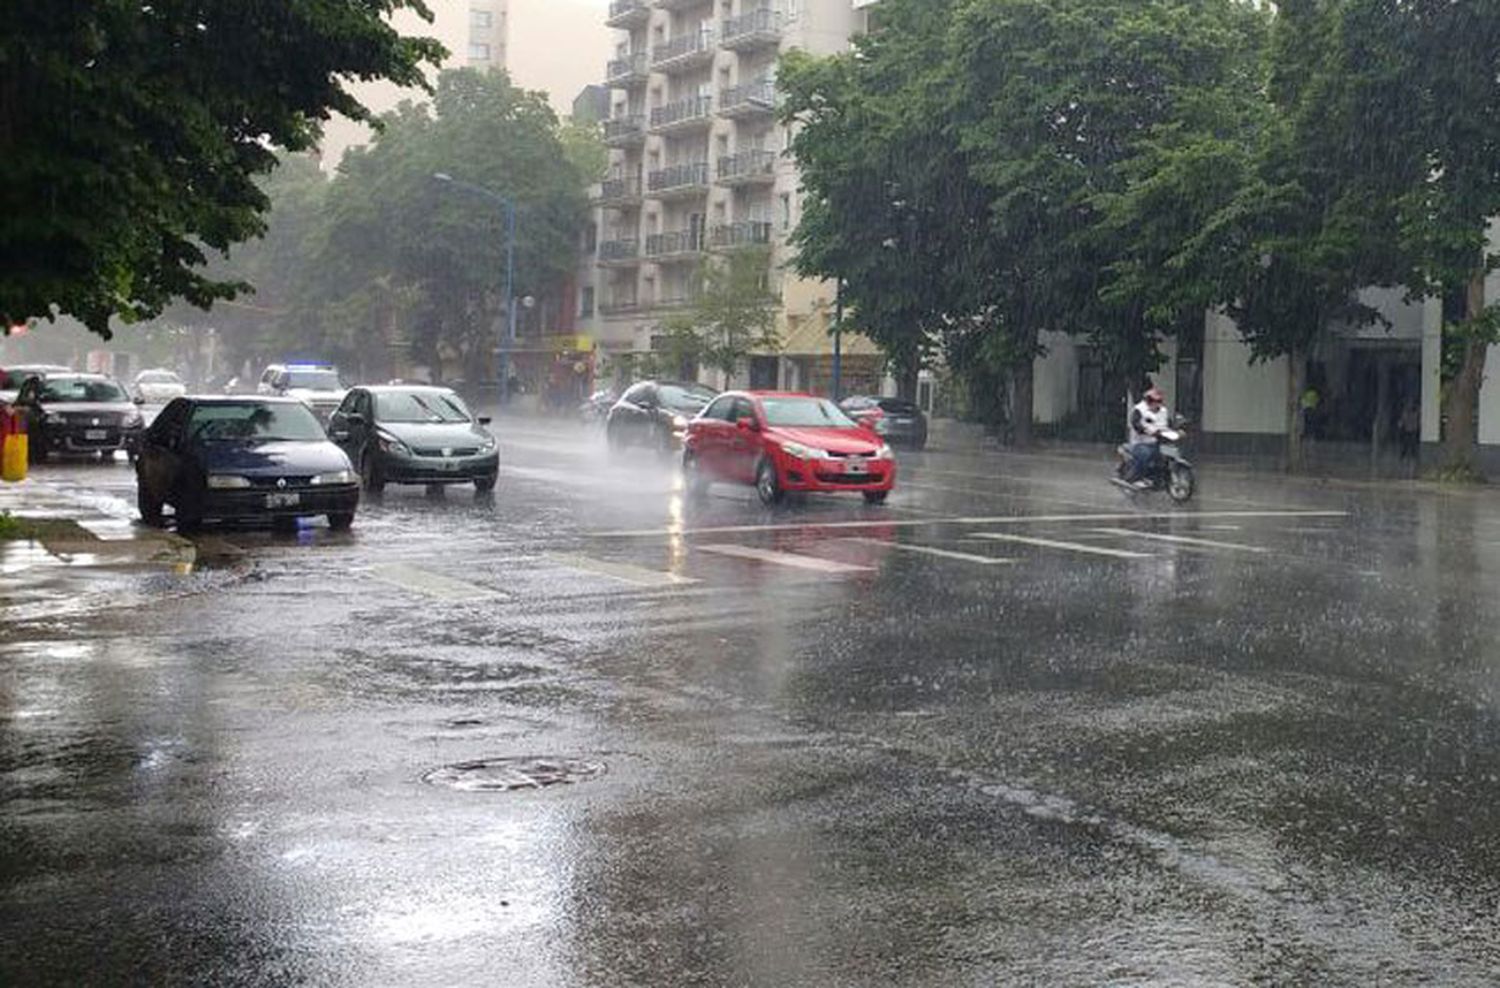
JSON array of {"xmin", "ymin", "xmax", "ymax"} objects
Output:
[{"xmin": 421, "ymin": 756, "xmax": 607, "ymax": 792}]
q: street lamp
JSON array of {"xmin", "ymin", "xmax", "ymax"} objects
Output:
[{"xmin": 432, "ymin": 172, "xmax": 519, "ymax": 406}]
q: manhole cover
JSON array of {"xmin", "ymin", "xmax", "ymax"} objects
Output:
[{"xmin": 422, "ymin": 756, "xmax": 607, "ymax": 792}]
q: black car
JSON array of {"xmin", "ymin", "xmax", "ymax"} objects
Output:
[
  {"xmin": 605, "ymin": 380, "xmax": 719, "ymax": 454},
  {"xmin": 328, "ymin": 385, "xmax": 498, "ymax": 493},
  {"xmin": 838, "ymin": 395, "xmax": 929, "ymax": 450},
  {"xmin": 14, "ymin": 372, "xmax": 145, "ymax": 461},
  {"xmin": 135, "ymin": 397, "xmax": 359, "ymax": 530}
]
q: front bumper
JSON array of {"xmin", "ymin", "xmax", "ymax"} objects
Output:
[
  {"xmin": 379, "ymin": 449, "xmax": 499, "ymax": 484},
  {"xmin": 203, "ymin": 483, "xmax": 359, "ymax": 520},
  {"xmin": 778, "ymin": 456, "xmax": 896, "ymax": 493},
  {"xmin": 47, "ymin": 424, "xmax": 143, "ymax": 454}
]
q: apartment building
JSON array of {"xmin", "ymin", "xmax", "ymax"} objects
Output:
[{"xmin": 580, "ymin": 0, "xmax": 884, "ymax": 394}]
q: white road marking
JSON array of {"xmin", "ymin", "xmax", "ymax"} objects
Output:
[
  {"xmin": 840, "ymin": 537, "xmax": 1015, "ymax": 566},
  {"xmin": 698, "ymin": 544, "xmax": 874, "ymax": 573},
  {"xmin": 545, "ymin": 553, "xmax": 697, "ymax": 587},
  {"xmin": 370, "ymin": 563, "xmax": 504, "ymax": 601},
  {"xmin": 972, "ymin": 533, "xmax": 1152, "ymax": 560},
  {"xmin": 1089, "ymin": 528, "xmax": 1269, "ymax": 553},
  {"xmin": 594, "ymin": 510, "xmax": 1349, "ymax": 539}
]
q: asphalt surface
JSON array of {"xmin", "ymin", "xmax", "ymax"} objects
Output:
[{"xmin": 3, "ymin": 418, "xmax": 1500, "ymax": 986}]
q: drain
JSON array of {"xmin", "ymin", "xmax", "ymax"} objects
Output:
[{"xmin": 422, "ymin": 756, "xmax": 607, "ymax": 792}]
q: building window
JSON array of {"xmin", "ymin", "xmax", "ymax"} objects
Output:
[
  {"xmin": 468, "ymin": 42, "xmax": 491, "ymax": 61},
  {"xmin": 470, "ymin": 9, "xmax": 493, "ymax": 29},
  {"xmin": 581, "ymin": 287, "xmax": 595, "ymax": 318}
]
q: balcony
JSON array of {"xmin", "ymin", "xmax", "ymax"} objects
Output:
[
  {"xmin": 647, "ymin": 161, "xmax": 711, "ymax": 199},
  {"xmin": 598, "ymin": 239, "xmax": 642, "ymax": 266},
  {"xmin": 605, "ymin": 0, "xmax": 651, "ymax": 28},
  {"xmin": 718, "ymin": 80, "xmax": 776, "ymax": 119},
  {"xmin": 651, "ymin": 30, "xmax": 717, "ymax": 73},
  {"xmin": 710, "ymin": 220, "xmax": 773, "ymax": 250},
  {"xmin": 654, "ymin": 0, "xmax": 707, "ymax": 11},
  {"xmin": 593, "ymin": 174, "xmax": 644, "ymax": 207},
  {"xmin": 645, "ymin": 228, "xmax": 706, "ymax": 261},
  {"xmin": 649, "ymin": 94, "xmax": 714, "ymax": 134},
  {"xmin": 602, "ymin": 115, "xmax": 646, "ymax": 148},
  {"xmin": 605, "ymin": 51, "xmax": 649, "ymax": 88},
  {"xmin": 600, "ymin": 297, "xmax": 646, "ymax": 316},
  {"xmin": 721, "ymin": 8, "xmax": 784, "ymax": 51},
  {"xmin": 716, "ymin": 149, "xmax": 777, "ymax": 186}
]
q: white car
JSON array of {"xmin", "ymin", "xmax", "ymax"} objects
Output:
[
  {"xmin": 132, "ymin": 368, "xmax": 187, "ymax": 403},
  {"xmin": 257, "ymin": 362, "xmax": 348, "ymax": 422}
]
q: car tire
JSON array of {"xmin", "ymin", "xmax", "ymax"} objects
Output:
[
  {"xmin": 755, "ymin": 458, "xmax": 784, "ymax": 507},
  {"xmin": 863, "ymin": 490, "xmax": 890, "ymax": 505},
  {"xmin": 361, "ymin": 449, "xmax": 385, "ymax": 494},
  {"xmin": 474, "ymin": 473, "xmax": 497, "ymax": 494},
  {"xmin": 138, "ymin": 485, "xmax": 164, "ymax": 527},
  {"xmin": 328, "ymin": 512, "xmax": 355, "ymax": 531}
]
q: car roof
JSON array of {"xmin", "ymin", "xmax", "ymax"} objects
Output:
[
  {"xmin": 40, "ymin": 372, "xmax": 115, "ymax": 381},
  {"xmin": 742, "ymin": 390, "xmax": 820, "ymax": 399},
  {"xmin": 361, "ymin": 384, "xmax": 458, "ymax": 394}
]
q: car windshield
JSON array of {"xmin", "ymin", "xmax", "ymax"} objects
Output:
[
  {"xmin": 659, "ymin": 384, "xmax": 717, "ymax": 410},
  {"xmin": 285, "ymin": 369, "xmax": 341, "ymax": 390},
  {"xmin": 138, "ymin": 371, "xmax": 180, "ymax": 384},
  {"xmin": 38, "ymin": 378, "xmax": 128, "ymax": 403},
  {"xmin": 761, "ymin": 397, "xmax": 857, "ymax": 428},
  {"xmin": 375, "ymin": 390, "xmax": 472, "ymax": 423},
  {"xmin": 187, "ymin": 402, "xmax": 328, "ymax": 443}
]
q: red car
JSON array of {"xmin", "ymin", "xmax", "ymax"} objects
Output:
[{"xmin": 682, "ymin": 391, "xmax": 896, "ymax": 505}]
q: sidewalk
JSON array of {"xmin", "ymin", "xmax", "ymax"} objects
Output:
[{"xmin": 0, "ymin": 477, "xmax": 195, "ymax": 575}]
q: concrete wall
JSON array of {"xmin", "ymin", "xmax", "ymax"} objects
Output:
[
  {"xmin": 1032, "ymin": 331, "xmax": 1077, "ymax": 425},
  {"xmin": 1201, "ymin": 310, "xmax": 1288, "ymax": 435}
]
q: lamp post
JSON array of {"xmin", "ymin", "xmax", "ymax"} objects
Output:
[{"xmin": 433, "ymin": 172, "xmax": 518, "ymax": 407}]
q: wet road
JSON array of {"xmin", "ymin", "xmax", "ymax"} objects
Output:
[{"xmin": 4, "ymin": 420, "xmax": 1500, "ymax": 985}]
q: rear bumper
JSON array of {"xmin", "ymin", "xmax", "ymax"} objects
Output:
[{"xmin": 203, "ymin": 484, "xmax": 359, "ymax": 520}]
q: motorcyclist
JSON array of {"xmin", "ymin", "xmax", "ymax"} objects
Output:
[{"xmin": 1125, "ymin": 387, "xmax": 1171, "ymax": 486}]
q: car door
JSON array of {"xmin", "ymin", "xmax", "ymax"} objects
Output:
[
  {"xmin": 327, "ymin": 389, "xmax": 361, "ymax": 453},
  {"xmin": 726, "ymin": 397, "xmax": 762, "ymax": 483},
  {"xmin": 693, "ymin": 395, "xmax": 735, "ymax": 478},
  {"xmin": 137, "ymin": 399, "xmax": 188, "ymax": 502}
]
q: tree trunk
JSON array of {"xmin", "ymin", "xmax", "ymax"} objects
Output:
[
  {"xmin": 896, "ymin": 360, "xmax": 919, "ymax": 401},
  {"xmin": 1442, "ymin": 267, "xmax": 1489, "ymax": 471},
  {"xmin": 1286, "ymin": 344, "xmax": 1307, "ymax": 473},
  {"xmin": 1009, "ymin": 359, "xmax": 1034, "ymax": 447}
]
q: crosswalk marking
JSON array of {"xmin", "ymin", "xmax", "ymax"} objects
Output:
[
  {"xmin": 840, "ymin": 537, "xmax": 1015, "ymax": 566},
  {"xmin": 370, "ymin": 563, "xmax": 504, "ymax": 600},
  {"xmin": 1089, "ymin": 527, "xmax": 1269, "ymax": 553},
  {"xmin": 546, "ymin": 553, "xmax": 697, "ymax": 587},
  {"xmin": 698, "ymin": 544, "xmax": 874, "ymax": 573},
  {"xmin": 972, "ymin": 533, "xmax": 1151, "ymax": 560}
]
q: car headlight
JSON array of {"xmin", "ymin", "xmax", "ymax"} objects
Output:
[
  {"xmin": 873, "ymin": 443, "xmax": 894, "ymax": 460},
  {"xmin": 480, "ymin": 435, "xmax": 497, "ymax": 451},
  {"xmin": 206, "ymin": 474, "xmax": 252, "ymax": 489},
  {"xmin": 310, "ymin": 469, "xmax": 357, "ymax": 486},
  {"xmin": 377, "ymin": 432, "xmax": 410, "ymax": 455},
  {"xmin": 672, "ymin": 414, "xmax": 689, "ymax": 431},
  {"xmin": 123, "ymin": 412, "xmax": 143, "ymax": 428},
  {"xmin": 780, "ymin": 441, "xmax": 829, "ymax": 461}
]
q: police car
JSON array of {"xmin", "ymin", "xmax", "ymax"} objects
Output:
[{"xmin": 257, "ymin": 362, "xmax": 348, "ymax": 423}]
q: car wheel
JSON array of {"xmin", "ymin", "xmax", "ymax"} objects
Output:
[
  {"xmin": 863, "ymin": 490, "xmax": 890, "ymax": 505},
  {"xmin": 361, "ymin": 449, "xmax": 385, "ymax": 494},
  {"xmin": 474, "ymin": 473, "xmax": 497, "ymax": 494},
  {"xmin": 328, "ymin": 512, "xmax": 355, "ymax": 531},
  {"xmin": 137, "ymin": 485, "xmax": 164, "ymax": 527},
  {"xmin": 755, "ymin": 458, "xmax": 784, "ymax": 506}
]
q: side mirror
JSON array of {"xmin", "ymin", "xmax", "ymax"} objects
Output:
[
  {"xmin": 133, "ymin": 396, "xmax": 145, "ymax": 405},
  {"xmin": 478, "ymin": 416, "xmax": 492, "ymax": 426},
  {"xmin": 736, "ymin": 417, "xmax": 760, "ymax": 433}
]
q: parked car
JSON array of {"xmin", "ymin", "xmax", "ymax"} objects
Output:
[
  {"xmin": 0, "ymin": 363, "xmax": 71, "ymax": 405},
  {"xmin": 135, "ymin": 396, "xmax": 358, "ymax": 531},
  {"xmin": 605, "ymin": 380, "xmax": 719, "ymax": 454},
  {"xmin": 12, "ymin": 372, "xmax": 145, "ymax": 461},
  {"xmin": 131, "ymin": 368, "xmax": 188, "ymax": 404},
  {"xmin": 683, "ymin": 391, "xmax": 896, "ymax": 505},
  {"xmin": 328, "ymin": 385, "xmax": 498, "ymax": 493},
  {"xmin": 257, "ymin": 362, "xmax": 347, "ymax": 422},
  {"xmin": 838, "ymin": 395, "xmax": 929, "ymax": 450}
]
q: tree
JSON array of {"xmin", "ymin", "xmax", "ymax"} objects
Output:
[
  {"xmin": 661, "ymin": 247, "xmax": 779, "ymax": 386},
  {"xmin": 0, "ymin": 0, "xmax": 443, "ymax": 336}
]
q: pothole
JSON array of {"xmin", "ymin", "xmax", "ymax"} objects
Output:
[{"xmin": 422, "ymin": 756, "xmax": 607, "ymax": 792}]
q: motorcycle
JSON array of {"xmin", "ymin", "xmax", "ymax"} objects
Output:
[{"xmin": 1110, "ymin": 418, "xmax": 1196, "ymax": 503}]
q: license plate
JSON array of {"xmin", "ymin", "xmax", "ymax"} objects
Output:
[
  {"xmin": 893, "ymin": 418, "xmax": 912, "ymax": 425},
  {"xmin": 84, "ymin": 429, "xmax": 107, "ymax": 440},
  {"xmin": 440, "ymin": 460, "xmax": 459, "ymax": 471},
  {"xmin": 844, "ymin": 458, "xmax": 869, "ymax": 474},
  {"xmin": 264, "ymin": 492, "xmax": 301, "ymax": 509}
]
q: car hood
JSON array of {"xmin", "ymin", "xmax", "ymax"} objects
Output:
[
  {"xmin": 194, "ymin": 439, "xmax": 352, "ymax": 476},
  {"xmin": 377, "ymin": 420, "xmax": 492, "ymax": 447},
  {"xmin": 767, "ymin": 425, "xmax": 883, "ymax": 454}
]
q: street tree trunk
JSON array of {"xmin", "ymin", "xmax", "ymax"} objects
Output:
[
  {"xmin": 896, "ymin": 360, "xmax": 919, "ymax": 401},
  {"xmin": 1010, "ymin": 359, "xmax": 1034, "ymax": 447},
  {"xmin": 1286, "ymin": 344, "xmax": 1307, "ymax": 473},
  {"xmin": 1442, "ymin": 268, "xmax": 1488, "ymax": 472}
]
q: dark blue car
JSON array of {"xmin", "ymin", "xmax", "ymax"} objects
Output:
[{"xmin": 135, "ymin": 397, "xmax": 360, "ymax": 531}]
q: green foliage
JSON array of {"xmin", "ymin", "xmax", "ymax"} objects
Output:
[
  {"xmin": 660, "ymin": 247, "xmax": 779, "ymax": 384},
  {"xmin": 0, "ymin": 0, "xmax": 444, "ymax": 336}
]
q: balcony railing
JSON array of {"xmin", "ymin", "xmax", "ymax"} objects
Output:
[
  {"xmin": 710, "ymin": 221, "xmax": 773, "ymax": 249},
  {"xmin": 600, "ymin": 297, "xmax": 645, "ymax": 316},
  {"xmin": 718, "ymin": 80, "xmax": 776, "ymax": 117},
  {"xmin": 594, "ymin": 174, "xmax": 643, "ymax": 204},
  {"xmin": 716, "ymin": 149, "xmax": 777, "ymax": 184},
  {"xmin": 645, "ymin": 228, "xmax": 706, "ymax": 259},
  {"xmin": 606, "ymin": 0, "xmax": 651, "ymax": 27},
  {"xmin": 602, "ymin": 116, "xmax": 646, "ymax": 146},
  {"xmin": 647, "ymin": 161, "xmax": 710, "ymax": 195},
  {"xmin": 605, "ymin": 51, "xmax": 649, "ymax": 86},
  {"xmin": 721, "ymin": 8, "xmax": 784, "ymax": 50},
  {"xmin": 649, "ymin": 94, "xmax": 714, "ymax": 132},
  {"xmin": 599, "ymin": 239, "xmax": 642, "ymax": 264},
  {"xmin": 652, "ymin": 29, "xmax": 716, "ymax": 71}
]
